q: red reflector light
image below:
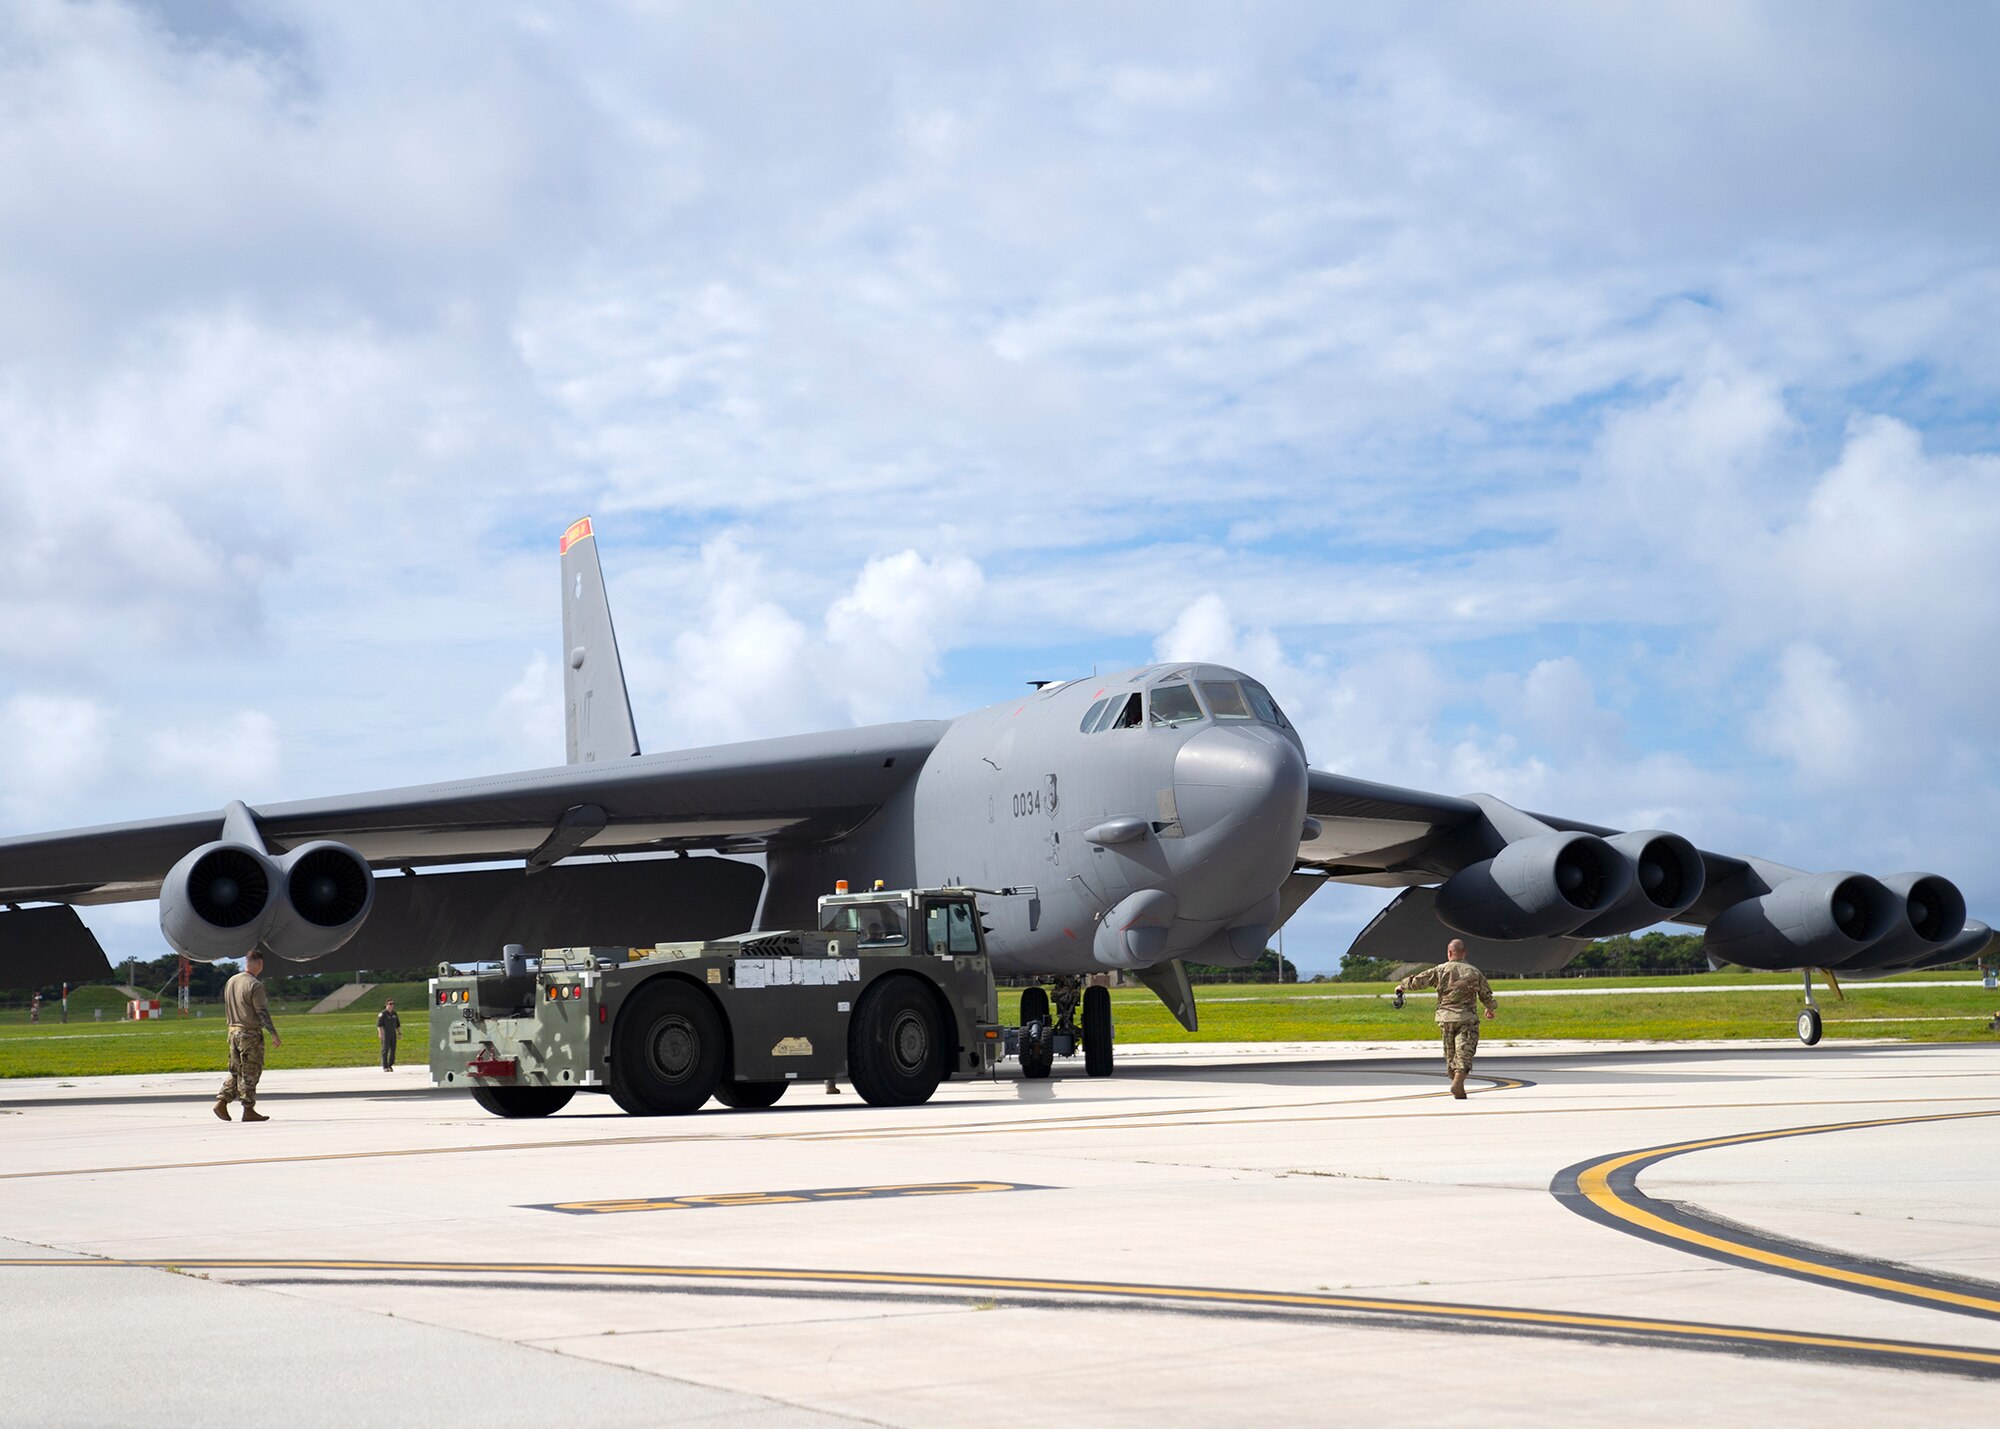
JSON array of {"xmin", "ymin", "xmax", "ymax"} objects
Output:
[
  {"xmin": 467, "ymin": 1056, "xmax": 517, "ymax": 1078},
  {"xmin": 598, "ymin": 1005, "xmax": 607, "ymax": 1024}
]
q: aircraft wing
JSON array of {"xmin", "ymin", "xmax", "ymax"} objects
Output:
[
  {"xmin": 0, "ymin": 721, "xmax": 949, "ymax": 906},
  {"xmin": 1295, "ymin": 768, "xmax": 1992, "ymax": 975},
  {"xmin": 1298, "ymin": 769, "xmax": 1480, "ymax": 886}
]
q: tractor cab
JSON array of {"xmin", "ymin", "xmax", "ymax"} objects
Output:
[{"xmin": 817, "ymin": 886, "xmax": 987, "ymax": 959}]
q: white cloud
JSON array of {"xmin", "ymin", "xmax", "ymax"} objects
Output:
[
  {"xmin": 147, "ymin": 710, "xmax": 281, "ymax": 793},
  {"xmin": 656, "ymin": 539, "xmax": 985, "ymax": 746},
  {"xmin": 1752, "ymin": 642, "xmax": 1865, "ymax": 787},
  {"xmin": 0, "ymin": 2, "xmax": 1997, "ymax": 970},
  {"xmin": 0, "ymin": 695, "xmax": 111, "ymax": 824}
]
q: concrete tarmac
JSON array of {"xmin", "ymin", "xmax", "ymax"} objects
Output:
[{"xmin": 3, "ymin": 1038, "xmax": 1998, "ymax": 1425}]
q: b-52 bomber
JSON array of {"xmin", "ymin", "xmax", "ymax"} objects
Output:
[{"xmin": 0, "ymin": 517, "xmax": 1989, "ymax": 1059}]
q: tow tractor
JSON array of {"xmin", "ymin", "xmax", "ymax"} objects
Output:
[{"xmin": 430, "ymin": 885, "xmax": 1012, "ymax": 1118}]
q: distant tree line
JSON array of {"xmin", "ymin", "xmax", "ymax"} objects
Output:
[
  {"xmin": 1, "ymin": 953, "xmax": 435, "ymax": 1006},
  {"xmin": 1337, "ymin": 931, "xmax": 1713, "ymax": 981},
  {"xmin": 1186, "ymin": 948, "xmax": 1299, "ymax": 983}
]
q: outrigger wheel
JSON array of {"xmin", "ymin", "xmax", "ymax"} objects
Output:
[
  {"xmin": 1797, "ymin": 1006, "xmax": 1824, "ymax": 1046},
  {"xmin": 1018, "ymin": 985, "xmax": 1054, "ymax": 1080},
  {"xmin": 1082, "ymin": 984, "xmax": 1113, "ymax": 1078},
  {"xmin": 608, "ymin": 976, "xmax": 727, "ymax": 1114},
  {"xmin": 713, "ymin": 1079, "xmax": 788, "ymax": 1109},
  {"xmin": 1796, "ymin": 967, "xmax": 1826, "ymax": 1046},
  {"xmin": 469, "ymin": 1085, "xmax": 575, "ymax": 1118}
]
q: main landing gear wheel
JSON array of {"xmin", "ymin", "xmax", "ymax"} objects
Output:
[
  {"xmin": 609, "ymin": 977, "xmax": 726, "ymax": 1115},
  {"xmin": 1797, "ymin": 1006, "xmax": 1824, "ymax": 1046},
  {"xmin": 469, "ymin": 1085, "xmax": 575, "ymax": 1118},
  {"xmin": 713, "ymin": 1079, "xmax": 788, "ymax": 1109},
  {"xmin": 1018, "ymin": 985, "xmax": 1054, "ymax": 1080},
  {"xmin": 849, "ymin": 976, "xmax": 946, "ymax": 1107},
  {"xmin": 1083, "ymin": 984, "xmax": 1113, "ymax": 1078}
]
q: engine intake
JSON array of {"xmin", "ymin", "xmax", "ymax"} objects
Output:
[
  {"xmin": 1832, "ymin": 873, "xmax": 1967, "ymax": 970},
  {"xmin": 263, "ymin": 841, "xmax": 377, "ymax": 960},
  {"xmin": 1569, "ymin": 830, "xmax": 1706, "ymax": 938},
  {"xmin": 1435, "ymin": 831, "xmax": 1631, "ymax": 941},
  {"xmin": 160, "ymin": 842, "xmax": 280, "ymax": 961},
  {"xmin": 1703, "ymin": 871, "xmax": 1900, "ymax": 971}
]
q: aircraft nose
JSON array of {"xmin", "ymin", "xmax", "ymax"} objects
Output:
[
  {"xmin": 1174, "ymin": 723, "xmax": 1306, "ymax": 796},
  {"xmin": 1169, "ymin": 725, "xmax": 1309, "ymax": 921}
]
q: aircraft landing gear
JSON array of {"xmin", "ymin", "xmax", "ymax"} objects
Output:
[
  {"xmin": 1019, "ymin": 986, "xmax": 1054, "ymax": 1079},
  {"xmin": 1015, "ymin": 977, "xmax": 1111, "ymax": 1077},
  {"xmin": 1083, "ymin": 984, "xmax": 1113, "ymax": 1077},
  {"xmin": 1797, "ymin": 968, "xmax": 1824, "ymax": 1046}
]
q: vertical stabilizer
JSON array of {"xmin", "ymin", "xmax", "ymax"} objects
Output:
[{"xmin": 559, "ymin": 517, "xmax": 641, "ymax": 764}]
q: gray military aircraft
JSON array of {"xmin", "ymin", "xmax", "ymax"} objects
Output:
[{"xmin": 1, "ymin": 517, "xmax": 1990, "ymax": 1058}]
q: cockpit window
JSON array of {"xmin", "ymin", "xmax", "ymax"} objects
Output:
[
  {"xmin": 1099, "ymin": 693, "xmax": 1142, "ymax": 731},
  {"xmin": 1148, "ymin": 681, "xmax": 1205, "ymax": 727},
  {"xmin": 822, "ymin": 900, "xmax": 908, "ymax": 948},
  {"xmin": 1200, "ymin": 681, "xmax": 1255, "ymax": 721},
  {"xmin": 1079, "ymin": 698, "xmax": 1108, "ymax": 733},
  {"xmin": 1242, "ymin": 680, "xmax": 1292, "ymax": 730}
]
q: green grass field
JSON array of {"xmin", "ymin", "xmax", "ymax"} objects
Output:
[
  {"xmin": 1097, "ymin": 976, "xmax": 2000, "ymax": 1045},
  {"xmin": 0, "ymin": 1005, "xmax": 429, "ymax": 1078},
  {"xmin": 1, "ymin": 971, "xmax": 1993, "ymax": 1078}
]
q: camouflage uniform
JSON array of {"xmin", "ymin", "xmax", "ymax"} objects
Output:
[
  {"xmin": 216, "ymin": 970, "xmax": 278, "ymax": 1115},
  {"xmin": 1396, "ymin": 960, "xmax": 1496, "ymax": 1089}
]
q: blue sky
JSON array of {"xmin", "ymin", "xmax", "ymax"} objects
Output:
[{"xmin": 2, "ymin": 2, "xmax": 1997, "ymax": 973}]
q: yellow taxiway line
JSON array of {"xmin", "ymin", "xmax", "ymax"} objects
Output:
[
  {"xmin": 8, "ymin": 1255, "xmax": 2000, "ymax": 1376},
  {"xmin": 1557, "ymin": 1109, "xmax": 2000, "ymax": 1320}
]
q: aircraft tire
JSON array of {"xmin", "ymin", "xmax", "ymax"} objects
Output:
[
  {"xmin": 609, "ymin": 976, "xmax": 727, "ymax": 1115},
  {"xmin": 469, "ymin": 1085, "xmax": 575, "ymax": 1118},
  {"xmin": 1797, "ymin": 1006, "xmax": 1824, "ymax": 1046},
  {"xmin": 1083, "ymin": 984, "xmax": 1113, "ymax": 1078},
  {"xmin": 1019, "ymin": 986, "xmax": 1053, "ymax": 1080},
  {"xmin": 713, "ymin": 1078, "xmax": 788, "ymax": 1109},
  {"xmin": 849, "ymin": 975, "xmax": 946, "ymax": 1107}
]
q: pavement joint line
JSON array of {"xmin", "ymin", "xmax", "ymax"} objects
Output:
[
  {"xmin": 1553, "ymin": 1109, "xmax": 2000, "ymax": 1321},
  {"xmin": 10, "ymin": 1254, "xmax": 2000, "ymax": 1379},
  {"xmin": 12, "ymin": 1086, "xmax": 2000, "ymax": 1181},
  {"xmin": 0, "ymin": 1075, "xmax": 1526, "ymax": 1179}
]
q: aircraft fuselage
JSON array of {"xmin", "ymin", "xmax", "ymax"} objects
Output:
[{"xmin": 765, "ymin": 664, "xmax": 1310, "ymax": 977}]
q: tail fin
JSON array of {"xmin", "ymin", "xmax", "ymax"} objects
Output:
[{"xmin": 559, "ymin": 517, "xmax": 640, "ymax": 763}]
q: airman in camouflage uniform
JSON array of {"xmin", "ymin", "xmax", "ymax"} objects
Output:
[
  {"xmin": 214, "ymin": 949, "xmax": 282, "ymax": 1123},
  {"xmin": 1396, "ymin": 938, "xmax": 1497, "ymax": 1100}
]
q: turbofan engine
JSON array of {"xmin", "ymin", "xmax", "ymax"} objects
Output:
[
  {"xmin": 1434, "ymin": 830, "xmax": 1631, "ymax": 940},
  {"xmin": 1568, "ymin": 830, "xmax": 1706, "ymax": 938},
  {"xmin": 159, "ymin": 837, "xmax": 375, "ymax": 962},
  {"xmin": 1830, "ymin": 873, "xmax": 1967, "ymax": 971},
  {"xmin": 1702, "ymin": 871, "xmax": 1900, "ymax": 970}
]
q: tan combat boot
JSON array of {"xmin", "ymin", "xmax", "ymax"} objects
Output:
[
  {"xmin": 240, "ymin": 1108, "xmax": 269, "ymax": 1123},
  {"xmin": 1450, "ymin": 1071, "xmax": 1467, "ymax": 1099},
  {"xmin": 213, "ymin": 1100, "xmax": 231, "ymax": 1121}
]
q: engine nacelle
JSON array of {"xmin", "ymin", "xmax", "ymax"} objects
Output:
[
  {"xmin": 1568, "ymin": 830, "xmax": 1707, "ymax": 938},
  {"xmin": 1435, "ymin": 831, "xmax": 1631, "ymax": 940},
  {"xmin": 1703, "ymin": 871, "xmax": 1900, "ymax": 970},
  {"xmin": 1836, "ymin": 876, "xmax": 1971, "ymax": 970},
  {"xmin": 159, "ymin": 841, "xmax": 281, "ymax": 962},
  {"xmin": 261, "ymin": 841, "xmax": 376, "ymax": 961},
  {"xmin": 1902, "ymin": 918, "xmax": 1993, "ymax": 972}
]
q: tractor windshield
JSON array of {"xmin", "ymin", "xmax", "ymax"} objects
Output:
[{"xmin": 821, "ymin": 899, "xmax": 909, "ymax": 948}]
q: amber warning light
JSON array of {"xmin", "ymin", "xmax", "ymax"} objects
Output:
[
  {"xmin": 559, "ymin": 516, "xmax": 594, "ymax": 554},
  {"xmin": 835, "ymin": 880, "xmax": 849, "ymax": 894}
]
